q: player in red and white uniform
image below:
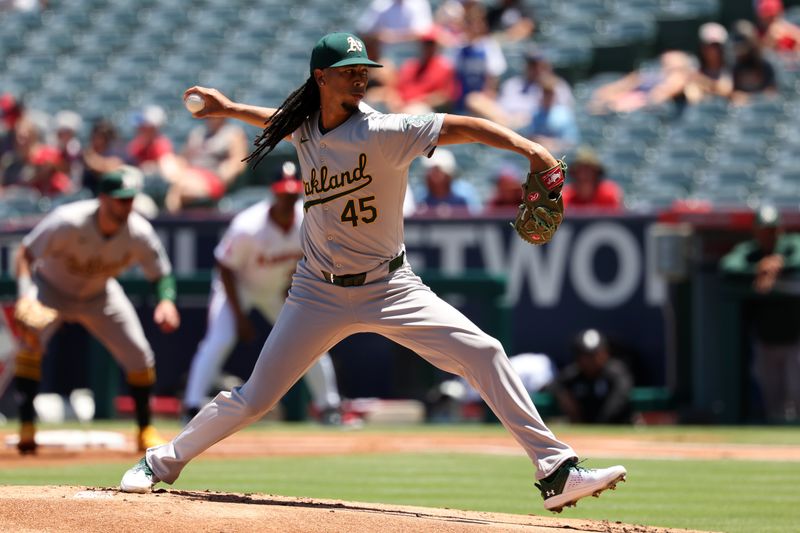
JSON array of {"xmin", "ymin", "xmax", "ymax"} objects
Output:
[{"xmin": 183, "ymin": 166, "xmax": 342, "ymax": 424}]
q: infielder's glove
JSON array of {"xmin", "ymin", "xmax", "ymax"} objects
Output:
[
  {"xmin": 13, "ymin": 297, "xmax": 58, "ymax": 336},
  {"xmin": 512, "ymin": 160, "xmax": 566, "ymax": 245}
]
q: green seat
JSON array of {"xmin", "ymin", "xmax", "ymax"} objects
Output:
[{"xmin": 217, "ymin": 186, "xmax": 270, "ymax": 214}]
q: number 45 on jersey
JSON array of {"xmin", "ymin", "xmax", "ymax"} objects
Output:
[{"xmin": 341, "ymin": 196, "xmax": 377, "ymax": 226}]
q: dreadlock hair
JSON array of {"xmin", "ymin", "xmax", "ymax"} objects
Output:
[{"xmin": 245, "ymin": 76, "xmax": 320, "ymax": 167}]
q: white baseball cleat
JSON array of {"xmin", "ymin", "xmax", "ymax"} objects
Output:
[
  {"xmin": 120, "ymin": 457, "xmax": 159, "ymax": 493},
  {"xmin": 536, "ymin": 460, "xmax": 627, "ymax": 513}
]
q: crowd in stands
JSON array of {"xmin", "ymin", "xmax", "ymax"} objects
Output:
[{"xmin": 2, "ymin": 0, "xmax": 800, "ymax": 217}]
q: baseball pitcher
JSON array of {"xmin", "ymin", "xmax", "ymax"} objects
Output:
[
  {"xmin": 121, "ymin": 33, "xmax": 625, "ymax": 513},
  {"xmin": 14, "ymin": 166, "xmax": 180, "ymax": 453}
]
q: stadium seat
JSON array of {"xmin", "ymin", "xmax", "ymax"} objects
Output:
[
  {"xmin": 627, "ymin": 182, "xmax": 686, "ymax": 210},
  {"xmin": 218, "ymin": 186, "xmax": 271, "ymax": 214},
  {"xmin": 699, "ymin": 165, "xmax": 761, "ymax": 192},
  {"xmin": 0, "ymin": 188, "xmax": 46, "ymax": 216},
  {"xmin": 48, "ymin": 189, "xmax": 94, "ymax": 209},
  {"xmin": 638, "ymin": 167, "xmax": 696, "ymax": 193},
  {"xmin": 691, "ymin": 184, "xmax": 752, "ymax": 207}
]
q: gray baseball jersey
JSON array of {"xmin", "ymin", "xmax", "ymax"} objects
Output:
[
  {"xmin": 147, "ymin": 103, "xmax": 577, "ymax": 484},
  {"xmin": 22, "ymin": 199, "xmax": 171, "ymax": 373},
  {"xmin": 23, "ymin": 199, "xmax": 171, "ymax": 300},
  {"xmin": 295, "ymin": 103, "xmax": 440, "ymax": 275}
]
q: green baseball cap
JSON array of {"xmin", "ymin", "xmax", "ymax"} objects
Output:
[
  {"xmin": 99, "ymin": 166, "xmax": 143, "ymax": 199},
  {"xmin": 309, "ymin": 32, "xmax": 383, "ymax": 73}
]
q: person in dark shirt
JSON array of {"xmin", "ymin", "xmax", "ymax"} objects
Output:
[
  {"xmin": 730, "ymin": 19, "xmax": 778, "ymax": 104},
  {"xmin": 552, "ymin": 329, "xmax": 634, "ymax": 424},
  {"xmin": 486, "ymin": 0, "xmax": 535, "ymax": 42},
  {"xmin": 720, "ymin": 205, "xmax": 800, "ymax": 422}
]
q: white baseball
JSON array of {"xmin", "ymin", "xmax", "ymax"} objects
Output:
[{"xmin": 184, "ymin": 93, "xmax": 205, "ymax": 113}]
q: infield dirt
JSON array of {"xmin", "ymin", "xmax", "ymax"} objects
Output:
[
  {"xmin": 0, "ymin": 485, "xmax": 707, "ymax": 533},
  {"xmin": 3, "ymin": 428, "xmax": 779, "ymax": 532}
]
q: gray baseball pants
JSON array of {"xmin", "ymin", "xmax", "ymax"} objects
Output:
[
  {"xmin": 147, "ymin": 260, "xmax": 576, "ymax": 482},
  {"xmin": 32, "ymin": 276, "xmax": 155, "ymax": 376}
]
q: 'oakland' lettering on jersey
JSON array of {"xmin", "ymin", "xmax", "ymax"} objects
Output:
[
  {"xmin": 303, "ymin": 153, "xmax": 372, "ymax": 210},
  {"xmin": 61, "ymin": 252, "xmax": 134, "ymax": 278}
]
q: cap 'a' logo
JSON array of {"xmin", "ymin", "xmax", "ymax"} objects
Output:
[
  {"xmin": 122, "ymin": 172, "xmax": 141, "ymax": 190},
  {"xmin": 347, "ymin": 36, "xmax": 363, "ymax": 53}
]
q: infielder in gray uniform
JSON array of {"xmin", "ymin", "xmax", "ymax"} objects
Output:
[
  {"xmin": 121, "ymin": 33, "xmax": 626, "ymax": 512},
  {"xmin": 14, "ymin": 166, "xmax": 180, "ymax": 454}
]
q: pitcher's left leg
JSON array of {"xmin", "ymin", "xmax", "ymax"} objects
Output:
[
  {"xmin": 364, "ymin": 271, "xmax": 574, "ymax": 478},
  {"xmin": 362, "ymin": 269, "xmax": 625, "ymax": 511}
]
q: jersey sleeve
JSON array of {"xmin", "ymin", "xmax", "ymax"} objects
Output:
[
  {"xmin": 213, "ymin": 224, "xmax": 251, "ymax": 271},
  {"xmin": 375, "ymin": 112, "xmax": 445, "ymax": 168},
  {"xmin": 21, "ymin": 209, "xmax": 67, "ymax": 259},
  {"xmin": 133, "ymin": 221, "xmax": 172, "ymax": 281}
]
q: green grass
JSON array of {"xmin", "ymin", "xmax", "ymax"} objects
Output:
[{"xmin": 2, "ymin": 422, "xmax": 799, "ymax": 532}]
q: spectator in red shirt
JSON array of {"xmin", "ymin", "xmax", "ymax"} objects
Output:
[
  {"xmin": 25, "ymin": 145, "xmax": 72, "ymax": 197},
  {"xmin": 485, "ymin": 164, "xmax": 523, "ymax": 212},
  {"xmin": 756, "ymin": 0, "xmax": 800, "ymax": 54},
  {"xmin": 387, "ymin": 26, "xmax": 456, "ymax": 113},
  {"xmin": 562, "ymin": 147, "xmax": 623, "ymax": 211},
  {"xmin": 126, "ymin": 105, "xmax": 174, "ymax": 172}
]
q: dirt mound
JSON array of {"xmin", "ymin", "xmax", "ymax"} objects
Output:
[{"xmin": 0, "ymin": 485, "xmax": 699, "ymax": 533}]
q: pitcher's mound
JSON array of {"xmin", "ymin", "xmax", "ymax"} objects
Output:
[{"xmin": 0, "ymin": 485, "xmax": 694, "ymax": 533}]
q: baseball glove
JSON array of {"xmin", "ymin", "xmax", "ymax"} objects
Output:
[
  {"xmin": 13, "ymin": 297, "xmax": 58, "ymax": 334},
  {"xmin": 512, "ymin": 160, "xmax": 566, "ymax": 245}
]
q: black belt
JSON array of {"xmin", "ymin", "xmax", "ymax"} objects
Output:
[{"xmin": 321, "ymin": 252, "xmax": 405, "ymax": 287}]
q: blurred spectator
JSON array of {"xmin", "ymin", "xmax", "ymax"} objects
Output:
[
  {"xmin": 362, "ymin": 33, "xmax": 398, "ymax": 108},
  {"xmin": 720, "ymin": 205, "xmax": 800, "ymax": 423},
  {"xmin": 0, "ymin": 117, "xmax": 41, "ymax": 190},
  {"xmin": 1, "ymin": 93, "xmax": 24, "ymax": 142},
  {"xmin": 416, "ymin": 148, "xmax": 480, "ymax": 213},
  {"xmin": 384, "ymin": 26, "xmax": 456, "ymax": 113},
  {"xmin": 1, "ymin": 93, "xmax": 26, "ymax": 168},
  {"xmin": 730, "ymin": 20, "xmax": 779, "ymax": 104},
  {"xmin": 167, "ymin": 116, "xmax": 249, "ymax": 212},
  {"xmin": 588, "ymin": 51, "xmax": 694, "ymax": 114},
  {"xmin": 561, "ymin": 147, "xmax": 623, "ymax": 211},
  {"xmin": 23, "ymin": 145, "xmax": 72, "ymax": 197},
  {"xmin": 126, "ymin": 105, "xmax": 174, "ymax": 174},
  {"xmin": 126, "ymin": 104, "xmax": 224, "ymax": 212},
  {"xmin": 469, "ymin": 47, "xmax": 573, "ymax": 131},
  {"xmin": 486, "ymin": 0, "xmax": 535, "ymax": 42},
  {"xmin": 357, "ymin": 0, "xmax": 433, "ymax": 44},
  {"xmin": 686, "ymin": 22, "xmax": 733, "ymax": 102},
  {"xmin": 755, "ymin": 0, "xmax": 800, "ymax": 54},
  {"xmin": 485, "ymin": 164, "xmax": 523, "ymax": 212},
  {"xmin": 81, "ymin": 119, "xmax": 126, "ymax": 195},
  {"xmin": 452, "ymin": 2, "xmax": 507, "ymax": 114},
  {"xmin": 550, "ymin": 329, "xmax": 634, "ymax": 424},
  {"xmin": 432, "ymin": 0, "xmax": 469, "ymax": 43},
  {"xmin": 53, "ymin": 110, "xmax": 83, "ymax": 182},
  {"xmin": 522, "ymin": 75, "xmax": 580, "ymax": 154}
]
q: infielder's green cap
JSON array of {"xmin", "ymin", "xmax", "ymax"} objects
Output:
[
  {"xmin": 99, "ymin": 165, "xmax": 143, "ymax": 199},
  {"xmin": 310, "ymin": 32, "xmax": 383, "ymax": 73}
]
